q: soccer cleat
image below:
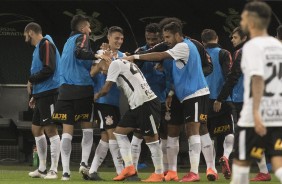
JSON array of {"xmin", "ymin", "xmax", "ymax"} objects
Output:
[
  {"xmin": 250, "ymin": 172, "xmax": 271, "ymax": 181},
  {"xmin": 164, "ymin": 170, "xmax": 179, "ymax": 181},
  {"xmin": 113, "ymin": 165, "xmax": 137, "ymax": 181},
  {"xmin": 125, "ymin": 173, "xmax": 141, "ymax": 181},
  {"xmin": 28, "ymin": 169, "xmax": 47, "ymax": 178},
  {"xmin": 206, "ymin": 168, "xmax": 219, "ymax": 181},
  {"xmin": 44, "ymin": 170, "xmax": 58, "ymax": 179},
  {"xmin": 219, "ymin": 156, "xmax": 231, "ymax": 179},
  {"xmin": 61, "ymin": 172, "xmax": 70, "ymax": 181},
  {"xmin": 180, "ymin": 172, "xmax": 200, "ymax": 182},
  {"xmin": 79, "ymin": 162, "xmax": 88, "ymax": 174},
  {"xmin": 142, "ymin": 173, "xmax": 164, "ymax": 182},
  {"xmin": 88, "ymin": 172, "xmax": 104, "ymax": 181}
]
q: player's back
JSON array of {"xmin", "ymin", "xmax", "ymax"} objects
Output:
[
  {"xmin": 239, "ymin": 36, "xmax": 282, "ymax": 127},
  {"xmin": 112, "ymin": 59, "xmax": 157, "ymax": 109}
]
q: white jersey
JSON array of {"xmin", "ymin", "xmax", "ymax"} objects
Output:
[
  {"xmin": 106, "ymin": 59, "xmax": 157, "ymax": 109},
  {"xmin": 238, "ymin": 36, "xmax": 282, "ymax": 127}
]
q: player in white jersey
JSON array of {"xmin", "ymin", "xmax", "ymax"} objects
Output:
[
  {"xmin": 125, "ymin": 21, "xmax": 211, "ymax": 182},
  {"xmin": 230, "ymin": 2, "xmax": 282, "ymax": 184},
  {"xmin": 94, "ymin": 58, "xmax": 164, "ymax": 182}
]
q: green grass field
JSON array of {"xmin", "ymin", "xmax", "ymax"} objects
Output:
[{"xmin": 0, "ymin": 165, "xmax": 280, "ymax": 184}]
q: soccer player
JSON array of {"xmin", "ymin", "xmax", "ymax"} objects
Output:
[
  {"xmin": 125, "ymin": 21, "xmax": 210, "ymax": 182},
  {"xmin": 24, "ymin": 22, "xmax": 61, "ymax": 180},
  {"xmin": 24, "ymin": 22, "xmax": 60, "ymax": 179},
  {"xmin": 230, "ymin": 2, "xmax": 282, "ymax": 184},
  {"xmin": 201, "ymin": 28, "xmax": 233, "ymax": 180},
  {"xmin": 213, "ymin": 26, "xmax": 248, "ymax": 180},
  {"xmin": 94, "ymin": 58, "xmax": 164, "ymax": 182},
  {"xmin": 51, "ymin": 15, "xmax": 110, "ymax": 180},
  {"xmin": 84, "ymin": 26, "xmax": 126, "ymax": 180},
  {"xmin": 131, "ymin": 23, "xmax": 167, "ymax": 173}
]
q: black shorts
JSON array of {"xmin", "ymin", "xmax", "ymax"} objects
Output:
[
  {"xmin": 52, "ymin": 97, "xmax": 93, "ymax": 125},
  {"xmin": 182, "ymin": 95, "xmax": 209, "ymax": 124},
  {"xmin": 94, "ymin": 103, "xmax": 120, "ymax": 130},
  {"xmin": 32, "ymin": 94, "xmax": 57, "ymax": 126},
  {"xmin": 207, "ymin": 100, "xmax": 234, "ymax": 137},
  {"xmin": 234, "ymin": 126, "xmax": 282, "ymax": 162},
  {"xmin": 118, "ymin": 98, "xmax": 161, "ymax": 136},
  {"xmin": 164, "ymin": 95, "xmax": 183, "ymax": 125}
]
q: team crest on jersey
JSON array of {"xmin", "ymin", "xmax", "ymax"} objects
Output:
[
  {"xmin": 165, "ymin": 111, "xmax": 171, "ymax": 121},
  {"xmin": 105, "ymin": 115, "xmax": 114, "ymax": 125}
]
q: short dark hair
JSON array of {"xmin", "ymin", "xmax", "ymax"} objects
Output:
[
  {"xmin": 201, "ymin": 29, "xmax": 218, "ymax": 43},
  {"xmin": 232, "ymin": 26, "xmax": 247, "ymax": 39},
  {"xmin": 244, "ymin": 1, "xmax": 272, "ymax": 29},
  {"xmin": 108, "ymin": 26, "xmax": 123, "ymax": 35},
  {"xmin": 159, "ymin": 17, "xmax": 183, "ymax": 30},
  {"xmin": 163, "ymin": 22, "xmax": 183, "ymax": 36},
  {"xmin": 277, "ymin": 25, "xmax": 282, "ymax": 40},
  {"xmin": 71, "ymin": 14, "xmax": 89, "ymax": 31},
  {"xmin": 24, "ymin": 22, "xmax": 42, "ymax": 34},
  {"xmin": 145, "ymin": 23, "xmax": 161, "ymax": 33}
]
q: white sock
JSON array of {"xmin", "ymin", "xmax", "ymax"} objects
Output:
[
  {"xmin": 257, "ymin": 153, "xmax": 268, "ymax": 174},
  {"xmin": 223, "ymin": 134, "xmax": 234, "ymax": 159},
  {"xmin": 167, "ymin": 136, "xmax": 179, "ymax": 172},
  {"xmin": 188, "ymin": 135, "xmax": 201, "ymax": 174},
  {"xmin": 81, "ymin": 129, "xmax": 93, "ymax": 166},
  {"xmin": 109, "ymin": 139, "xmax": 124, "ymax": 174},
  {"xmin": 89, "ymin": 140, "xmax": 109, "ymax": 174},
  {"xmin": 160, "ymin": 139, "xmax": 169, "ymax": 172},
  {"xmin": 274, "ymin": 167, "xmax": 282, "ymax": 183},
  {"xmin": 131, "ymin": 136, "xmax": 143, "ymax": 170},
  {"xmin": 114, "ymin": 133, "xmax": 133, "ymax": 167},
  {"xmin": 35, "ymin": 134, "xmax": 47, "ymax": 172},
  {"xmin": 201, "ymin": 133, "xmax": 216, "ymax": 172},
  {"xmin": 230, "ymin": 164, "xmax": 250, "ymax": 184},
  {"xmin": 49, "ymin": 135, "xmax": 60, "ymax": 172},
  {"xmin": 147, "ymin": 140, "xmax": 163, "ymax": 174},
  {"xmin": 61, "ymin": 133, "xmax": 72, "ymax": 174}
]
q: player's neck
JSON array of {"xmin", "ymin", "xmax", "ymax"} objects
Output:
[
  {"xmin": 34, "ymin": 35, "xmax": 44, "ymax": 46},
  {"xmin": 250, "ymin": 29, "xmax": 268, "ymax": 39}
]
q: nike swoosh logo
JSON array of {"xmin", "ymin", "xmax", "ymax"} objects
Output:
[{"xmin": 43, "ymin": 118, "xmax": 49, "ymax": 122}]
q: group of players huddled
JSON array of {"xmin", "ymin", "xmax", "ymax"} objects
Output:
[{"xmin": 24, "ymin": 1, "xmax": 282, "ymax": 183}]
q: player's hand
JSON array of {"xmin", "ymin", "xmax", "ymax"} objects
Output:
[
  {"xmin": 166, "ymin": 96, "xmax": 173, "ymax": 111},
  {"xmin": 29, "ymin": 97, "xmax": 35, "ymax": 109},
  {"xmin": 154, "ymin": 63, "xmax": 164, "ymax": 72},
  {"xmin": 213, "ymin": 100, "xmax": 222, "ymax": 112},
  {"xmin": 94, "ymin": 93, "xmax": 100, "ymax": 101},
  {"xmin": 27, "ymin": 81, "xmax": 32, "ymax": 95},
  {"xmin": 123, "ymin": 55, "xmax": 135, "ymax": 62},
  {"xmin": 100, "ymin": 43, "xmax": 110, "ymax": 50},
  {"xmin": 124, "ymin": 52, "xmax": 131, "ymax": 56},
  {"xmin": 254, "ymin": 111, "xmax": 267, "ymax": 137}
]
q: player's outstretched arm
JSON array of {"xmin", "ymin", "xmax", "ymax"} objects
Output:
[{"xmin": 94, "ymin": 81, "xmax": 113, "ymax": 101}]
